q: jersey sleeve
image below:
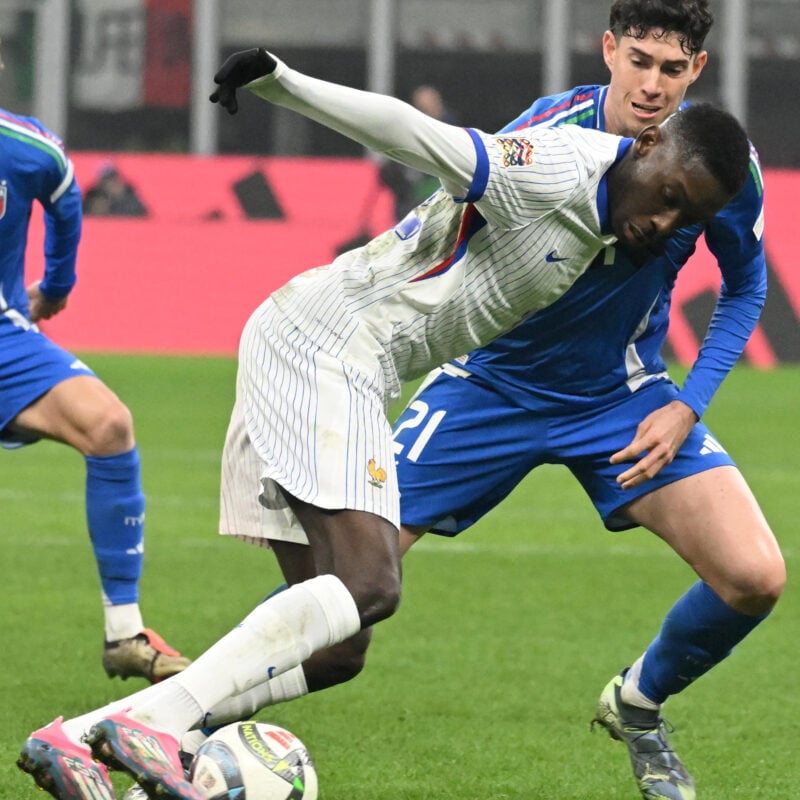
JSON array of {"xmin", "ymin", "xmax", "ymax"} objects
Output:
[
  {"xmin": 470, "ymin": 125, "xmax": 605, "ymax": 231},
  {"xmin": 17, "ymin": 115, "xmax": 84, "ymax": 301},
  {"xmin": 39, "ymin": 159, "xmax": 82, "ymax": 300},
  {"xmin": 676, "ymin": 148, "xmax": 767, "ymax": 418},
  {"xmin": 247, "ymin": 56, "xmax": 478, "ymax": 197}
]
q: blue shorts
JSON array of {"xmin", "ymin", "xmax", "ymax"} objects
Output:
[
  {"xmin": 0, "ymin": 314, "xmax": 94, "ymax": 447},
  {"xmin": 392, "ymin": 368, "xmax": 735, "ymax": 533}
]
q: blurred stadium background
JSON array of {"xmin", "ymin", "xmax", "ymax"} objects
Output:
[
  {"xmin": 3, "ymin": 0, "xmax": 799, "ymax": 161},
  {"xmin": 0, "ymin": 0, "xmax": 797, "ymax": 362}
]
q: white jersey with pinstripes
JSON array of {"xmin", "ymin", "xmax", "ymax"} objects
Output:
[
  {"xmin": 248, "ymin": 61, "xmax": 623, "ymax": 400},
  {"xmin": 220, "ymin": 60, "xmax": 625, "ymax": 539},
  {"xmin": 269, "ymin": 133, "xmax": 622, "ymax": 403}
]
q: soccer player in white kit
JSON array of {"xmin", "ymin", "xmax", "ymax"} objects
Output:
[{"xmin": 18, "ymin": 48, "xmax": 751, "ymax": 800}]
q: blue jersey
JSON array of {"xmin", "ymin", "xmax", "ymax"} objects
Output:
[
  {"xmin": 0, "ymin": 109, "xmax": 82, "ymax": 318},
  {"xmin": 452, "ymin": 86, "xmax": 766, "ymax": 419}
]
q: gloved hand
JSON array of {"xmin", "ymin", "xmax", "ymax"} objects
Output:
[{"xmin": 209, "ymin": 47, "xmax": 277, "ymax": 114}]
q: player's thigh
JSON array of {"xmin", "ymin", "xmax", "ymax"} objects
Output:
[
  {"xmin": 269, "ymin": 538, "xmax": 318, "ymax": 584},
  {"xmin": 0, "ymin": 321, "xmax": 99, "ymax": 444},
  {"xmin": 267, "ymin": 505, "xmax": 400, "ymax": 592},
  {"xmin": 14, "ymin": 374, "xmax": 131, "ymax": 449},
  {"xmin": 392, "ymin": 369, "xmax": 547, "ymax": 534},
  {"xmin": 625, "ymin": 466, "xmax": 785, "ymax": 611},
  {"xmin": 566, "ymin": 381, "xmax": 734, "ymax": 529},
  {"xmin": 281, "ymin": 494, "xmax": 401, "ymax": 627}
]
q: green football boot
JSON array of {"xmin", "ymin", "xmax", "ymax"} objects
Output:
[{"xmin": 592, "ymin": 672, "xmax": 695, "ymax": 800}]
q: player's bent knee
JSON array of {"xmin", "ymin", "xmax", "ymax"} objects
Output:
[
  {"xmin": 350, "ymin": 568, "xmax": 401, "ymax": 628},
  {"xmin": 725, "ymin": 553, "xmax": 786, "ymax": 615},
  {"xmin": 363, "ymin": 581, "xmax": 402, "ymax": 627},
  {"xmin": 753, "ymin": 556, "xmax": 787, "ymax": 607},
  {"xmin": 85, "ymin": 400, "xmax": 135, "ymax": 455}
]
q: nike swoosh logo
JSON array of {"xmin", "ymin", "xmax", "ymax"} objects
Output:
[{"xmin": 545, "ymin": 250, "xmax": 568, "ymax": 263}]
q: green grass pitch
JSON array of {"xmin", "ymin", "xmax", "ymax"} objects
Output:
[{"xmin": 0, "ymin": 354, "xmax": 798, "ymax": 799}]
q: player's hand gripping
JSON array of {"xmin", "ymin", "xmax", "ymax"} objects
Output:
[
  {"xmin": 26, "ymin": 280, "xmax": 67, "ymax": 323},
  {"xmin": 209, "ymin": 47, "xmax": 277, "ymax": 114},
  {"xmin": 610, "ymin": 400, "xmax": 698, "ymax": 490}
]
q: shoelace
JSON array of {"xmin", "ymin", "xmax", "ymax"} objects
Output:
[{"xmin": 626, "ymin": 716, "xmax": 676, "ymax": 742}]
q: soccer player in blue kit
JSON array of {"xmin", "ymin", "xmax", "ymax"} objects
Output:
[
  {"xmin": 0, "ymin": 84, "xmax": 189, "ymax": 679},
  {"xmin": 389, "ymin": 2, "xmax": 785, "ymax": 799}
]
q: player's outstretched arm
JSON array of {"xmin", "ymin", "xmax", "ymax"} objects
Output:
[
  {"xmin": 210, "ymin": 47, "xmax": 277, "ymax": 115},
  {"xmin": 210, "ymin": 48, "xmax": 476, "ymax": 194}
]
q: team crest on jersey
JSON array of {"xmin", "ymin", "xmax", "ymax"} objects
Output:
[
  {"xmin": 495, "ymin": 137, "xmax": 534, "ymax": 168},
  {"xmin": 0, "ymin": 181, "xmax": 7, "ymax": 219},
  {"xmin": 367, "ymin": 458, "xmax": 387, "ymax": 488}
]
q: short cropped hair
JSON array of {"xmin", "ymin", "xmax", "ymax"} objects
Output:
[
  {"xmin": 665, "ymin": 103, "xmax": 751, "ymax": 198},
  {"xmin": 609, "ymin": 0, "xmax": 713, "ymax": 56}
]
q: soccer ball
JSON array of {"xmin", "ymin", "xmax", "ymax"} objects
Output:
[{"xmin": 189, "ymin": 721, "xmax": 318, "ymax": 800}]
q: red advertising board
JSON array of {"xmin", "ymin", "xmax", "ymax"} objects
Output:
[
  {"xmin": 32, "ymin": 153, "xmax": 396, "ymax": 354},
  {"xmin": 28, "ymin": 154, "xmax": 799, "ymax": 364}
]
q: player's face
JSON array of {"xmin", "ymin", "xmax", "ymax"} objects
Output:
[
  {"xmin": 602, "ymin": 28, "xmax": 707, "ymax": 138},
  {"xmin": 607, "ymin": 127, "xmax": 731, "ymax": 254}
]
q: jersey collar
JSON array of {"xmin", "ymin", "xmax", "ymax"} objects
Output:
[{"xmin": 597, "ymin": 137, "xmax": 633, "ymax": 235}]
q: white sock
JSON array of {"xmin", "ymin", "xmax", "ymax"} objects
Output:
[
  {"xmin": 180, "ymin": 729, "xmax": 212, "ymax": 756},
  {"xmin": 199, "ymin": 664, "xmax": 309, "ymax": 730},
  {"xmin": 620, "ymin": 655, "xmax": 660, "ymax": 711},
  {"xmin": 103, "ymin": 602, "xmax": 144, "ymax": 642},
  {"xmin": 127, "ymin": 575, "xmax": 360, "ymax": 737},
  {"xmin": 62, "ymin": 684, "xmax": 156, "ymax": 745},
  {"xmin": 177, "ymin": 665, "xmax": 309, "ymax": 755}
]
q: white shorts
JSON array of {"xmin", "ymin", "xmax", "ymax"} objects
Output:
[{"xmin": 219, "ymin": 297, "xmax": 400, "ymax": 546}]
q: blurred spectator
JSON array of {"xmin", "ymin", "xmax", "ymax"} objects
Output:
[
  {"xmin": 379, "ymin": 84, "xmax": 457, "ymax": 220},
  {"xmin": 83, "ymin": 162, "xmax": 148, "ymax": 217}
]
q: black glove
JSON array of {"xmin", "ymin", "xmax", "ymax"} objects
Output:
[{"xmin": 209, "ymin": 47, "xmax": 277, "ymax": 115}]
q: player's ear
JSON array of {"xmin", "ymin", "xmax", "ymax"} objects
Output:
[
  {"xmin": 688, "ymin": 49, "xmax": 708, "ymax": 85},
  {"xmin": 602, "ymin": 30, "xmax": 617, "ymax": 72},
  {"xmin": 632, "ymin": 124, "xmax": 662, "ymax": 157}
]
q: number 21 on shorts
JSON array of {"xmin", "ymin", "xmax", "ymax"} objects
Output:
[{"xmin": 392, "ymin": 400, "xmax": 446, "ymax": 463}]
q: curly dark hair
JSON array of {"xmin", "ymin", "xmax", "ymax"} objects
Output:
[
  {"xmin": 609, "ymin": 0, "xmax": 714, "ymax": 56},
  {"xmin": 667, "ymin": 103, "xmax": 750, "ymax": 198}
]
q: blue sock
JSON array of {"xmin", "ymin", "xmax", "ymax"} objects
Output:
[
  {"xmin": 639, "ymin": 580, "xmax": 769, "ymax": 704},
  {"xmin": 85, "ymin": 447, "xmax": 145, "ymax": 606}
]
